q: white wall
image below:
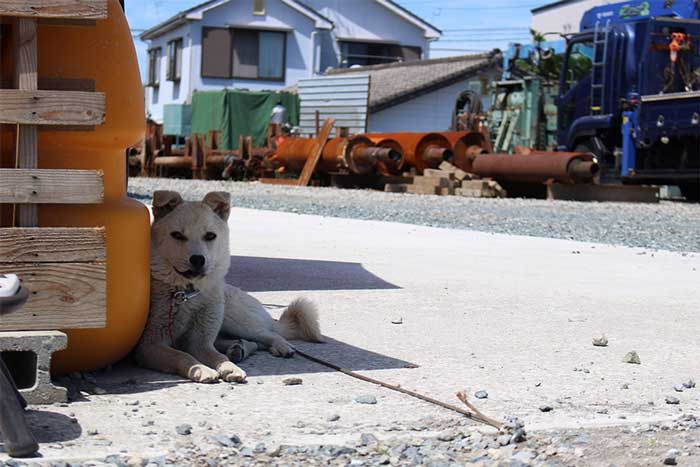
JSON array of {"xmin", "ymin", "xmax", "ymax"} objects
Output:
[
  {"xmin": 144, "ymin": 23, "xmax": 194, "ymax": 123},
  {"xmin": 304, "ymin": 0, "xmax": 429, "ymax": 70},
  {"xmin": 368, "ymin": 70, "xmax": 500, "ymax": 133},
  {"xmin": 532, "ymin": 0, "xmax": 614, "ymax": 34}
]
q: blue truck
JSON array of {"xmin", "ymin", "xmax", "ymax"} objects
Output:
[{"xmin": 493, "ymin": 0, "xmax": 700, "ymax": 199}]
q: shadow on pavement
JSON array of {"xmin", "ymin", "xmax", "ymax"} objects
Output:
[
  {"xmin": 226, "ymin": 256, "xmax": 400, "ymax": 292},
  {"xmin": 0, "ymin": 410, "xmax": 81, "ymax": 454}
]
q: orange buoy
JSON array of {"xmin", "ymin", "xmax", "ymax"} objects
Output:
[{"xmin": 0, "ymin": 0, "xmax": 150, "ymax": 374}]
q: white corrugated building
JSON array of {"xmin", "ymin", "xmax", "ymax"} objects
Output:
[{"xmin": 322, "ymin": 51, "xmax": 502, "ymax": 133}]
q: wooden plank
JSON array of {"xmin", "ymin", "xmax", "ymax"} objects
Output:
[
  {"xmin": 298, "ymin": 118, "xmax": 335, "ymax": 187},
  {"xmin": 14, "ymin": 18, "xmax": 38, "ymax": 227},
  {"xmin": 0, "ymin": 227, "xmax": 105, "ymax": 263},
  {"xmin": 0, "ymin": 90, "xmax": 105, "ymax": 126},
  {"xmin": 546, "ymin": 183, "xmax": 660, "ymax": 203},
  {"xmin": 0, "ymin": 263, "xmax": 106, "ymax": 330},
  {"xmin": 0, "ymin": 1, "xmax": 107, "ymax": 19},
  {"xmin": 0, "ymin": 169, "xmax": 104, "ymax": 204},
  {"xmin": 259, "ymin": 178, "xmax": 303, "ymax": 186}
]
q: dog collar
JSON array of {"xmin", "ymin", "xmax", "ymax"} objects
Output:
[{"xmin": 172, "ymin": 286, "xmax": 200, "ymax": 305}]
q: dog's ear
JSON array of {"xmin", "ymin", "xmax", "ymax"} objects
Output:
[
  {"xmin": 203, "ymin": 191, "xmax": 231, "ymax": 221},
  {"xmin": 152, "ymin": 191, "xmax": 183, "ymax": 221}
]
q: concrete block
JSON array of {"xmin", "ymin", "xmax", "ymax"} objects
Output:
[
  {"xmin": 406, "ymin": 184, "xmax": 440, "ymax": 195},
  {"xmin": 438, "ymin": 161, "xmax": 457, "ymax": 173},
  {"xmin": 412, "ymin": 176, "xmax": 449, "ymax": 188},
  {"xmin": 384, "ymin": 183, "xmax": 408, "ymax": 193},
  {"xmin": 0, "ymin": 331, "xmax": 68, "ymax": 404},
  {"xmin": 422, "ymin": 169, "xmax": 454, "ymax": 180}
]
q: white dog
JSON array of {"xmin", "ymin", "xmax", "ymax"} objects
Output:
[{"xmin": 134, "ymin": 191, "xmax": 323, "ymax": 383}]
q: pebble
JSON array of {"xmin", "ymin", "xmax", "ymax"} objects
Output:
[
  {"xmin": 282, "ymin": 377, "xmax": 303, "ymax": 386},
  {"xmin": 622, "ymin": 351, "xmax": 641, "ymax": 364},
  {"xmin": 211, "ymin": 434, "xmax": 241, "ymax": 447},
  {"xmin": 474, "ymin": 390, "xmax": 488, "ymax": 399},
  {"xmin": 592, "ymin": 335, "xmax": 608, "ymax": 347},
  {"xmin": 327, "ymin": 414, "xmax": 341, "ymax": 422},
  {"xmin": 355, "ymin": 395, "xmax": 378, "ymax": 405},
  {"xmin": 666, "ymin": 396, "xmax": 681, "ymax": 405},
  {"xmin": 664, "ymin": 448, "xmax": 680, "ymax": 465},
  {"xmin": 674, "ymin": 384, "xmax": 685, "ymax": 393},
  {"xmin": 176, "ymin": 424, "xmax": 192, "ymax": 436},
  {"xmin": 360, "ymin": 433, "xmax": 378, "ymax": 446},
  {"xmin": 391, "ymin": 317, "xmax": 403, "ymax": 324},
  {"xmin": 683, "ymin": 379, "xmax": 696, "ymax": 389},
  {"xmin": 539, "ymin": 405, "xmax": 553, "ymax": 412}
]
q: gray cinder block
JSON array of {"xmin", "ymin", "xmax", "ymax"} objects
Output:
[{"xmin": 0, "ymin": 331, "xmax": 68, "ymax": 404}]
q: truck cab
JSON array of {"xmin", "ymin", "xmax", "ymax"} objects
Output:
[{"xmin": 556, "ymin": 0, "xmax": 700, "ymax": 198}]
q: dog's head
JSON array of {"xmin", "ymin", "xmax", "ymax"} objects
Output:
[{"xmin": 150, "ymin": 190, "xmax": 231, "ymax": 286}]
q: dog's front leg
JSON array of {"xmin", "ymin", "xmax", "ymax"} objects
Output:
[
  {"xmin": 135, "ymin": 343, "xmax": 220, "ymax": 383},
  {"xmin": 189, "ymin": 344, "xmax": 247, "ymax": 383}
]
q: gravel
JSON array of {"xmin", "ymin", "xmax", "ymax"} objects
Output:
[{"xmin": 128, "ymin": 178, "xmax": 700, "ymax": 253}]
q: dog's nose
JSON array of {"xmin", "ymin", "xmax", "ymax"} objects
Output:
[{"xmin": 189, "ymin": 255, "xmax": 206, "ymax": 269}]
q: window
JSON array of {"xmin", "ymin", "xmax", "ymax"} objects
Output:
[
  {"xmin": 253, "ymin": 0, "xmax": 265, "ymax": 16},
  {"xmin": 561, "ymin": 41, "xmax": 593, "ymax": 93},
  {"xmin": 167, "ymin": 38, "xmax": 183, "ymax": 81},
  {"xmin": 147, "ymin": 47, "xmax": 162, "ymax": 87},
  {"xmin": 202, "ymin": 28, "xmax": 232, "ymax": 78},
  {"xmin": 339, "ymin": 42, "xmax": 421, "ymax": 68},
  {"xmin": 201, "ymin": 27, "xmax": 286, "ymax": 81}
]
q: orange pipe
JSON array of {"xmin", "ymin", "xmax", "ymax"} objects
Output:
[
  {"xmin": 440, "ymin": 131, "xmax": 490, "ymax": 172},
  {"xmin": 366, "ymin": 132, "xmax": 453, "ymax": 173}
]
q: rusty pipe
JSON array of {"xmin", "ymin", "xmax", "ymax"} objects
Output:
[
  {"xmin": 365, "ymin": 132, "xmax": 453, "ymax": 173},
  {"xmin": 440, "ymin": 131, "xmax": 490, "ymax": 172},
  {"xmin": 371, "ymin": 138, "xmax": 405, "ymax": 175},
  {"xmin": 269, "ymin": 135, "xmax": 397, "ymax": 175},
  {"xmin": 471, "ymin": 152, "xmax": 599, "ymax": 184}
]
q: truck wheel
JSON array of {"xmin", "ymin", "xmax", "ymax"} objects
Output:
[{"xmin": 680, "ymin": 183, "xmax": 699, "ymax": 202}]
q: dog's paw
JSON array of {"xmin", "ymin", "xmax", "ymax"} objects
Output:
[
  {"xmin": 218, "ymin": 361, "xmax": 247, "ymax": 383},
  {"xmin": 188, "ymin": 364, "xmax": 220, "ymax": 383},
  {"xmin": 270, "ymin": 339, "xmax": 295, "ymax": 358}
]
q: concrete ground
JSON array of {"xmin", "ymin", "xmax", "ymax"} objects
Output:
[{"xmin": 3, "ymin": 207, "xmax": 700, "ymax": 464}]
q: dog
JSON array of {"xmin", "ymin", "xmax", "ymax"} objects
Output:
[{"xmin": 134, "ymin": 191, "xmax": 323, "ymax": 383}]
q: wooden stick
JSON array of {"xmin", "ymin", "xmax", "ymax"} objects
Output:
[{"xmin": 295, "ymin": 349, "xmax": 503, "ymax": 430}]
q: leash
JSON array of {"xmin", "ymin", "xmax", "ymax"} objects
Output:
[
  {"xmin": 168, "ymin": 287, "xmax": 200, "ymax": 342},
  {"xmin": 294, "ymin": 349, "xmax": 503, "ymax": 430}
]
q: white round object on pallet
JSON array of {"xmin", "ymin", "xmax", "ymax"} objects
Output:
[{"xmin": 0, "ymin": 274, "xmax": 21, "ymax": 298}]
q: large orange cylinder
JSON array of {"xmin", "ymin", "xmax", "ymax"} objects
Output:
[
  {"xmin": 1, "ymin": 0, "xmax": 150, "ymax": 374},
  {"xmin": 366, "ymin": 132, "xmax": 453, "ymax": 173},
  {"xmin": 440, "ymin": 131, "xmax": 490, "ymax": 172}
]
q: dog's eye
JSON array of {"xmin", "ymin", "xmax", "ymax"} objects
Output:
[
  {"xmin": 204, "ymin": 232, "xmax": 217, "ymax": 241},
  {"xmin": 170, "ymin": 231, "xmax": 187, "ymax": 241}
]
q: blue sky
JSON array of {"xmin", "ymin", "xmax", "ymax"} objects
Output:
[{"xmin": 126, "ymin": 0, "xmax": 537, "ymax": 79}]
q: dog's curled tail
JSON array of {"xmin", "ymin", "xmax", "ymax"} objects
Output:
[{"xmin": 274, "ymin": 297, "xmax": 324, "ymax": 343}]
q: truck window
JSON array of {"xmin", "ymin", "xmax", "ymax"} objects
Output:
[{"xmin": 562, "ymin": 41, "xmax": 594, "ymax": 93}]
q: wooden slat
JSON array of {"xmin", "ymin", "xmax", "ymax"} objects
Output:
[
  {"xmin": 0, "ymin": 1, "xmax": 107, "ymax": 19},
  {"xmin": 0, "ymin": 263, "xmax": 105, "ymax": 330},
  {"xmin": 0, "ymin": 227, "xmax": 105, "ymax": 263},
  {"xmin": 14, "ymin": 18, "xmax": 38, "ymax": 227},
  {"xmin": 298, "ymin": 118, "xmax": 335, "ymax": 187},
  {"xmin": 0, "ymin": 169, "xmax": 104, "ymax": 204},
  {"xmin": 0, "ymin": 90, "xmax": 105, "ymax": 125}
]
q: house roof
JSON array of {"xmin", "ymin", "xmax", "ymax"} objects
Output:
[
  {"xmin": 140, "ymin": 0, "xmax": 440, "ymax": 41},
  {"xmin": 140, "ymin": 0, "xmax": 334, "ymax": 40},
  {"xmin": 323, "ymin": 50, "xmax": 501, "ymax": 113}
]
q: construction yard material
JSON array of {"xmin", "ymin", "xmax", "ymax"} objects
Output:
[
  {"xmin": 471, "ymin": 151, "xmax": 599, "ymax": 184},
  {"xmin": 366, "ymin": 132, "xmax": 454, "ymax": 173},
  {"xmin": 128, "ymin": 177, "xmax": 700, "ymax": 253},
  {"xmin": 385, "ymin": 165, "xmax": 507, "ymax": 198},
  {"xmin": 2, "ymin": 206, "xmax": 698, "ymax": 465}
]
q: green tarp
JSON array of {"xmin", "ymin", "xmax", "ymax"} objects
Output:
[{"xmin": 191, "ymin": 90, "xmax": 299, "ymax": 150}]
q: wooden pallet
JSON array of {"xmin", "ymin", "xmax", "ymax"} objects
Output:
[{"xmin": 0, "ymin": 0, "xmax": 108, "ymax": 331}]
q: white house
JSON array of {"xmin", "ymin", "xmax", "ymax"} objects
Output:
[
  {"xmin": 531, "ymin": 0, "xmax": 614, "ymax": 35},
  {"xmin": 140, "ymin": 0, "xmax": 441, "ymax": 123}
]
